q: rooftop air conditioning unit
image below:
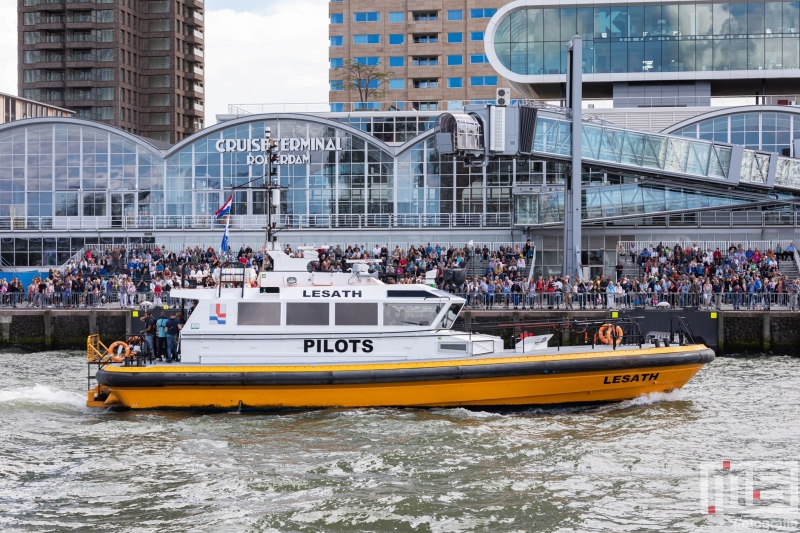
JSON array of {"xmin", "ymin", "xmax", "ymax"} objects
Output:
[{"xmin": 496, "ymin": 87, "xmax": 510, "ymax": 106}]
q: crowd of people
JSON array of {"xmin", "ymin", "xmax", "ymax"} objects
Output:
[{"xmin": 1, "ymin": 239, "xmax": 799, "ymax": 311}]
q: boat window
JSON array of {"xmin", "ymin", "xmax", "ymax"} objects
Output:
[
  {"xmin": 335, "ymin": 302, "xmax": 379, "ymax": 326},
  {"xmin": 237, "ymin": 302, "xmax": 280, "ymax": 326},
  {"xmin": 286, "ymin": 302, "xmax": 330, "ymax": 326},
  {"xmin": 439, "ymin": 303, "xmax": 463, "ymax": 328},
  {"xmin": 383, "ymin": 303, "xmax": 441, "ymax": 326}
]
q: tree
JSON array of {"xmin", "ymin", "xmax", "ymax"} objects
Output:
[{"xmin": 336, "ymin": 59, "xmax": 395, "ymax": 106}]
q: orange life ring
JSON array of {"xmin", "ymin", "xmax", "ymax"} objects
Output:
[
  {"xmin": 596, "ymin": 324, "xmax": 623, "ymax": 345},
  {"xmin": 107, "ymin": 341, "xmax": 131, "ymax": 363}
]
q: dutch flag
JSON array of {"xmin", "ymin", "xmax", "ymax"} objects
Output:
[{"xmin": 215, "ymin": 195, "xmax": 233, "ymax": 218}]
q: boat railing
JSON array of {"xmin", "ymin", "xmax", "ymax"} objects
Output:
[
  {"xmin": 466, "ymin": 316, "xmax": 667, "ymax": 351},
  {"xmin": 670, "ymin": 316, "xmax": 698, "ymax": 346},
  {"xmin": 218, "ymin": 261, "xmax": 247, "ymax": 297}
]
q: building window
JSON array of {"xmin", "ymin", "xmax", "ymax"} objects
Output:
[
  {"xmin": 470, "ymin": 54, "xmax": 489, "ymax": 64},
  {"xmin": 389, "ymin": 12, "xmax": 404, "ymax": 23},
  {"xmin": 447, "ymin": 32, "xmax": 463, "ymax": 43},
  {"xmin": 148, "ymin": 0, "xmax": 169, "ymax": 13},
  {"xmin": 412, "ymin": 57, "xmax": 438, "ymax": 66},
  {"xmin": 354, "ymin": 56, "xmax": 380, "ymax": 66},
  {"xmin": 149, "ymin": 112, "xmax": 170, "ymax": 125},
  {"xmin": 148, "ymin": 38, "xmax": 170, "ymax": 51},
  {"xmin": 389, "ymin": 79, "xmax": 405, "ymax": 90},
  {"xmin": 330, "ymin": 36, "xmax": 343, "ymax": 47},
  {"xmin": 470, "ymin": 31, "xmax": 484, "ymax": 41},
  {"xmin": 354, "ymin": 34, "xmax": 380, "ymax": 44},
  {"xmin": 148, "ymin": 19, "xmax": 170, "ymax": 31},
  {"xmin": 389, "ymin": 56, "xmax": 405, "ymax": 67},
  {"xmin": 55, "ymin": 192, "xmax": 79, "ymax": 217},
  {"xmin": 413, "ymin": 79, "xmax": 438, "ymax": 88},
  {"xmin": 447, "ymin": 9, "xmax": 463, "ymax": 21},
  {"xmin": 330, "ymin": 13, "xmax": 343, "ymax": 24},
  {"xmin": 330, "ymin": 103, "xmax": 344, "ymax": 111},
  {"xmin": 389, "ymin": 34, "xmax": 405, "ymax": 45},
  {"xmin": 448, "ymin": 77, "xmax": 463, "ymax": 88},
  {"xmin": 97, "ymin": 49, "xmax": 114, "ymax": 61},
  {"xmin": 413, "ymin": 102, "xmax": 438, "ymax": 111},
  {"xmin": 149, "ymin": 94, "xmax": 170, "ymax": 106},
  {"xmin": 413, "ymin": 12, "xmax": 438, "ymax": 21},
  {"xmin": 148, "ymin": 56, "xmax": 169, "ymax": 69},
  {"xmin": 413, "ymin": 34, "xmax": 438, "ymax": 43},
  {"xmin": 469, "ymin": 8, "xmax": 497, "ymax": 18},
  {"xmin": 23, "ymin": 32, "xmax": 41, "ymax": 45},
  {"xmin": 353, "ymin": 12, "xmax": 380, "ymax": 22},
  {"xmin": 330, "ymin": 58, "xmax": 343, "ymax": 68},
  {"xmin": 447, "ymin": 55, "xmax": 463, "ymax": 66},
  {"xmin": 330, "ymin": 80, "xmax": 343, "ymax": 91},
  {"xmin": 470, "ymin": 76, "xmax": 498, "ymax": 86},
  {"xmin": 83, "ymin": 193, "xmax": 107, "ymax": 217},
  {"xmin": 148, "ymin": 75, "xmax": 170, "ymax": 88}
]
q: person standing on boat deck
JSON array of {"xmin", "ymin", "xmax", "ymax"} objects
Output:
[
  {"xmin": 165, "ymin": 313, "xmax": 181, "ymax": 362},
  {"xmin": 156, "ymin": 311, "xmax": 168, "ymax": 361},
  {"xmin": 142, "ymin": 311, "xmax": 156, "ymax": 362}
]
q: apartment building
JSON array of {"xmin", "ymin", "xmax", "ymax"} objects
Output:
[
  {"xmin": 329, "ymin": 1, "xmax": 508, "ymax": 111},
  {"xmin": 18, "ymin": 0, "xmax": 205, "ymax": 143}
]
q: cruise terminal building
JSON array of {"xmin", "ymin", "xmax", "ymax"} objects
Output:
[
  {"xmin": 5, "ymin": 0, "xmax": 800, "ymax": 277},
  {"xmin": 4, "ymin": 105, "xmax": 800, "ymax": 279}
]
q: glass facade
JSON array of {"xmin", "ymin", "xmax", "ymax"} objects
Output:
[
  {"xmin": 673, "ymin": 110, "xmax": 800, "ymax": 154},
  {"xmin": 493, "ymin": 2, "xmax": 800, "ymax": 75},
  {"xmin": 5, "ymin": 112, "xmax": 800, "ymax": 266}
]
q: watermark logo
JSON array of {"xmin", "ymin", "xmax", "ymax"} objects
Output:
[{"xmin": 701, "ymin": 460, "xmax": 799, "ymax": 525}]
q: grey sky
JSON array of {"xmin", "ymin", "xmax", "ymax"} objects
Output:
[{"xmin": 0, "ymin": 0, "xmax": 329, "ymax": 124}]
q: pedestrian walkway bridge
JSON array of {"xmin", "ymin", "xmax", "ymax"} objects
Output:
[{"xmin": 530, "ymin": 107, "xmax": 800, "ymax": 193}]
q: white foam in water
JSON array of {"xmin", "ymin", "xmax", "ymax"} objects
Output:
[
  {"xmin": 597, "ymin": 388, "xmax": 686, "ymax": 413},
  {"xmin": 0, "ymin": 384, "xmax": 86, "ymax": 410}
]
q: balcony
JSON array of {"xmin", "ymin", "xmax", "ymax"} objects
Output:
[
  {"xmin": 193, "ymin": 84, "xmax": 203, "ymax": 94},
  {"xmin": 185, "ymin": 28, "xmax": 204, "ymax": 44},
  {"xmin": 186, "ymin": 10, "xmax": 203, "ymax": 24},
  {"xmin": 34, "ymin": 40, "xmax": 67, "ymax": 50},
  {"xmin": 65, "ymin": 33, "xmax": 95, "ymax": 45}
]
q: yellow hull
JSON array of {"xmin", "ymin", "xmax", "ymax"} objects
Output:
[{"xmin": 99, "ymin": 364, "xmax": 707, "ymax": 410}]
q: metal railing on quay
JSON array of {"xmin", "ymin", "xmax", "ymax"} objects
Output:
[
  {"xmin": 450, "ymin": 291, "xmax": 800, "ymax": 312},
  {"xmin": 228, "ymin": 96, "xmax": 800, "ymax": 116},
  {"xmin": 2, "ymin": 210, "xmax": 798, "ymax": 232},
  {"xmin": 618, "ymin": 239, "xmax": 796, "ymax": 257},
  {"xmin": 3, "ymin": 288, "xmax": 799, "ymax": 312}
]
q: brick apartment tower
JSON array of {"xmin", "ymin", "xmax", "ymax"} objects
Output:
[
  {"xmin": 329, "ymin": 0, "xmax": 510, "ymax": 110},
  {"xmin": 18, "ymin": 0, "xmax": 205, "ymax": 144}
]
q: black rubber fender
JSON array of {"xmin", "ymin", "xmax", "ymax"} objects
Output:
[{"xmin": 96, "ymin": 349, "xmax": 715, "ymax": 388}]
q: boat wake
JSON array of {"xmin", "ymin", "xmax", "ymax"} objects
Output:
[{"xmin": 0, "ymin": 384, "xmax": 86, "ymax": 410}]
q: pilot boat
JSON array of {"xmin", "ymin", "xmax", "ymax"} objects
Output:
[{"xmin": 86, "ymin": 246, "xmax": 714, "ymax": 410}]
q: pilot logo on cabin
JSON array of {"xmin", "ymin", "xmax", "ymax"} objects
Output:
[{"xmin": 210, "ymin": 303, "xmax": 227, "ymax": 325}]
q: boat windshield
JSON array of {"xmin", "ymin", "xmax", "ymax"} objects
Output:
[
  {"xmin": 439, "ymin": 303, "xmax": 463, "ymax": 328},
  {"xmin": 383, "ymin": 303, "xmax": 442, "ymax": 326}
]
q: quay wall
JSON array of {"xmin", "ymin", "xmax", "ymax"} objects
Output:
[{"xmin": 0, "ymin": 309, "xmax": 798, "ymax": 355}]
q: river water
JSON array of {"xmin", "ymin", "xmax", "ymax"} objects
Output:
[{"xmin": 0, "ymin": 351, "xmax": 798, "ymax": 532}]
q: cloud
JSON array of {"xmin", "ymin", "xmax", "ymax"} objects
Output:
[
  {"xmin": 0, "ymin": 0, "xmax": 18, "ymax": 95},
  {"xmin": 0, "ymin": 0, "xmax": 329, "ymax": 123},
  {"xmin": 204, "ymin": 0, "xmax": 329, "ymax": 123}
]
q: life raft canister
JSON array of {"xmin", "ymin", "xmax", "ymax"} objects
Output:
[
  {"xmin": 107, "ymin": 341, "xmax": 131, "ymax": 362},
  {"xmin": 596, "ymin": 324, "xmax": 623, "ymax": 345}
]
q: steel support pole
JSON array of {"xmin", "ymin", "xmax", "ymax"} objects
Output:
[{"xmin": 563, "ymin": 36, "xmax": 582, "ymax": 280}]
